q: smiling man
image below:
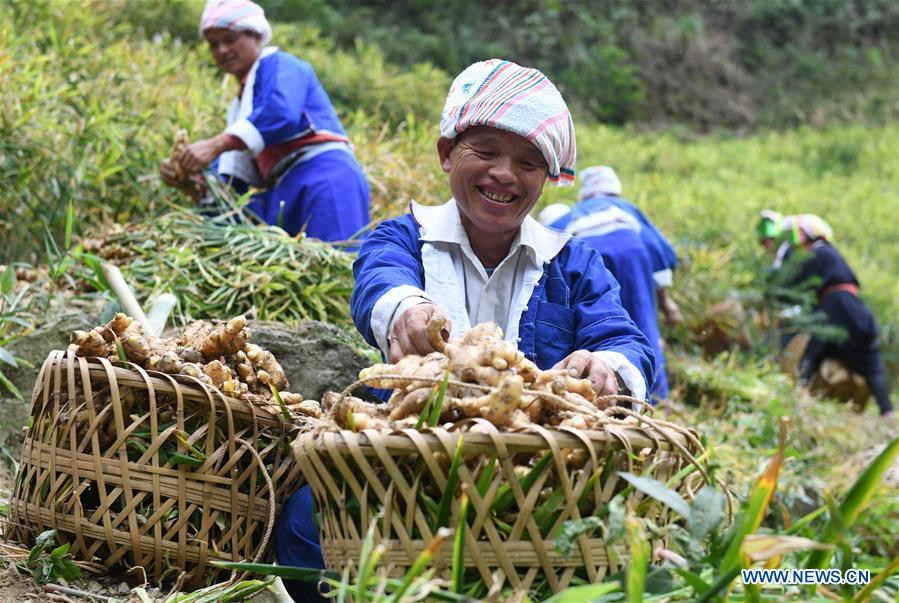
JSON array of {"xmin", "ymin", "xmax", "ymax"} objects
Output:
[
  {"xmin": 275, "ymin": 60, "xmax": 657, "ymax": 597},
  {"xmin": 350, "ymin": 59, "xmax": 654, "ymax": 399}
]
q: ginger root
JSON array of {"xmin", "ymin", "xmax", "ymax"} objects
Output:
[
  {"xmin": 425, "ymin": 312, "xmax": 450, "ymax": 352},
  {"xmin": 170, "ymin": 129, "xmax": 189, "ymax": 181},
  {"xmin": 201, "ymin": 315, "xmax": 249, "ymax": 359}
]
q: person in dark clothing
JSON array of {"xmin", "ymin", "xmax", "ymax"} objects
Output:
[{"xmin": 758, "ymin": 212, "xmax": 894, "ymax": 417}]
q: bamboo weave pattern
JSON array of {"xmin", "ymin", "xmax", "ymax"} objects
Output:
[
  {"xmin": 296, "ymin": 416, "xmax": 702, "ymax": 597},
  {"xmin": 9, "ymin": 351, "xmax": 303, "ymax": 585}
]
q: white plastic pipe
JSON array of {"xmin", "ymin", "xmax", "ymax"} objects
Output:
[
  {"xmin": 146, "ymin": 293, "xmax": 177, "ymax": 337},
  {"xmin": 100, "ymin": 263, "xmax": 153, "ymax": 334}
]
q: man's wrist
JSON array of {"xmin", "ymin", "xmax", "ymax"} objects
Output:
[{"xmin": 217, "ymin": 133, "xmax": 246, "ymax": 153}]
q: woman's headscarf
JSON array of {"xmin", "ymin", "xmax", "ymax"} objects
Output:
[
  {"xmin": 578, "ymin": 165, "xmax": 622, "ymax": 200},
  {"xmin": 439, "ymin": 59, "xmax": 576, "ymax": 186},
  {"xmin": 199, "ymin": 0, "xmax": 272, "ymax": 45}
]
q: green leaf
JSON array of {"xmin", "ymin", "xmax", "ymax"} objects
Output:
[
  {"xmin": 606, "ymin": 496, "xmax": 626, "ymax": 544},
  {"xmin": 434, "ymin": 434, "xmax": 465, "ymax": 530},
  {"xmin": 688, "ymin": 486, "xmax": 726, "ymax": 540},
  {"xmin": 618, "ymin": 472, "xmax": 691, "ymax": 519},
  {"xmin": 50, "ymin": 543, "xmax": 70, "ymax": 559},
  {"xmin": 0, "ymin": 265, "xmax": 14, "ymax": 296},
  {"xmin": 553, "ymin": 516, "xmax": 604, "ymax": 558},
  {"xmin": 0, "ymin": 347, "xmax": 18, "ymax": 368},
  {"xmin": 806, "ymin": 435, "xmax": 899, "ymax": 569},
  {"xmin": 52, "ymin": 557, "xmax": 81, "ymax": 582},
  {"xmin": 64, "ymin": 200, "xmax": 74, "ymax": 249},
  {"xmin": 452, "ymin": 491, "xmax": 468, "ymax": 593},
  {"xmin": 853, "ymin": 554, "xmax": 899, "ymax": 603},
  {"xmin": 626, "ymin": 516, "xmax": 649, "ymax": 603},
  {"xmin": 694, "ymin": 567, "xmax": 743, "ymax": 603},
  {"xmin": 541, "ymin": 582, "xmax": 621, "ymax": 603},
  {"xmin": 492, "ymin": 452, "xmax": 553, "ymax": 513},
  {"xmin": 210, "ymin": 561, "xmax": 336, "ymax": 582},
  {"xmin": 169, "ymin": 453, "xmax": 205, "ymax": 468},
  {"xmin": 475, "ymin": 456, "xmax": 497, "ymax": 498},
  {"xmin": 269, "ymin": 384, "xmax": 292, "ymax": 419},
  {"xmin": 674, "ymin": 568, "xmax": 711, "ymax": 593},
  {"xmin": 428, "ymin": 370, "xmax": 450, "ymax": 427},
  {"xmin": 29, "ymin": 530, "xmax": 56, "ymax": 561},
  {"xmin": 0, "ymin": 371, "xmax": 23, "ymax": 400}
]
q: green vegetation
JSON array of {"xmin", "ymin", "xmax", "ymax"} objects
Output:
[
  {"xmin": 1, "ymin": 1, "xmax": 897, "ymax": 601},
  {"xmin": 285, "ymin": 0, "xmax": 899, "ymax": 128}
]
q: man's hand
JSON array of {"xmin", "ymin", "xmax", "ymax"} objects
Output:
[
  {"xmin": 159, "ymin": 159, "xmax": 207, "ymax": 201},
  {"xmin": 159, "ymin": 158, "xmax": 185, "ymax": 187},
  {"xmin": 389, "ymin": 303, "xmax": 451, "ymax": 362},
  {"xmin": 552, "ymin": 350, "xmax": 618, "ymax": 397},
  {"xmin": 178, "ymin": 134, "xmax": 230, "ymax": 175},
  {"xmin": 657, "ymin": 288, "xmax": 682, "ymax": 328}
]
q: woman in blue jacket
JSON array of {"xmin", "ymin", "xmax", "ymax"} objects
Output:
[{"xmin": 159, "ymin": 0, "xmax": 369, "ymax": 241}]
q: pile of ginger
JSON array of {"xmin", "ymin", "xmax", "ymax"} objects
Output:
[
  {"xmin": 324, "ymin": 318, "xmax": 617, "ymax": 432},
  {"xmin": 68, "ymin": 313, "xmax": 321, "ymax": 419}
]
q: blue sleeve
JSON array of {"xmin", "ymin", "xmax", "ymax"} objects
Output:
[
  {"xmin": 565, "ymin": 242, "xmax": 656, "ymax": 390},
  {"xmin": 350, "ymin": 216, "xmax": 424, "ymax": 348},
  {"xmin": 248, "ymin": 54, "xmax": 311, "ymax": 146},
  {"xmin": 621, "ymin": 201, "xmax": 678, "ymax": 273}
]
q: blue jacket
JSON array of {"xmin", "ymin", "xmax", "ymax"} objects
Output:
[
  {"xmin": 226, "ymin": 49, "xmax": 349, "ymax": 157},
  {"xmin": 552, "ymin": 195, "xmax": 677, "ymax": 281},
  {"xmin": 351, "ymin": 211, "xmax": 655, "ymax": 396}
]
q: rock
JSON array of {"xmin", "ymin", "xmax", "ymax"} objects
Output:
[
  {"xmin": 246, "ymin": 320, "xmax": 376, "ymax": 401},
  {"xmin": 1, "ymin": 314, "xmax": 99, "ymax": 450}
]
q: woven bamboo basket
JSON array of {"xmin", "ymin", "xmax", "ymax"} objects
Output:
[
  {"xmin": 296, "ymin": 413, "xmax": 708, "ymax": 598},
  {"xmin": 8, "ymin": 351, "xmax": 303, "ymax": 586}
]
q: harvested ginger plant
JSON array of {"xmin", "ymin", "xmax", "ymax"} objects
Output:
[
  {"xmin": 324, "ymin": 317, "xmax": 645, "ymax": 431},
  {"xmin": 11, "ymin": 320, "xmax": 308, "ymax": 584},
  {"xmin": 68, "ymin": 313, "xmax": 320, "ymax": 420},
  {"xmin": 300, "ymin": 318, "xmax": 715, "ymax": 601}
]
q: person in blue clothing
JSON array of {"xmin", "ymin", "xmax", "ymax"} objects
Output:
[
  {"xmin": 274, "ymin": 59, "xmax": 656, "ymax": 596},
  {"xmin": 159, "ymin": 0, "xmax": 370, "ymax": 242},
  {"xmin": 352, "ymin": 60, "xmax": 654, "ymax": 398},
  {"xmin": 538, "ymin": 166, "xmax": 681, "ymax": 401}
]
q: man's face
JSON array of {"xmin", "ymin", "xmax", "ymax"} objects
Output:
[
  {"xmin": 437, "ymin": 126, "xmax": 548, "ymax": 240},
  {"xmin": 203, "ymin": 29, "xmax": 262, "ymax": 78}
]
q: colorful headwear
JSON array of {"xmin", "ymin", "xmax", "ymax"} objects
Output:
[
  {"xmin": 578, "ymin": 165, "xmax": 622, "ymax": 200},
  {"xmin": 439, "ymin": 59, "xmax": 576, "ymax": 186},
  {"xmin": 199, "ymin": 0, "xmax": 272, "ymax": 46},
  {"xmin": 757, "ymin": 209, "xmax": 782, "ymax": 241},
  {"xmin": 537, "ymin": 203, "xmax": 570, "ymax": 226},
  {"xmin": 782, "ymin": 213, "xmax": 833, "ymax": 246}
]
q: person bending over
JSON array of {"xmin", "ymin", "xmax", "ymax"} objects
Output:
[{"xmin": 159, "ymin": 0, "xmax": 370, "ymax": 241}]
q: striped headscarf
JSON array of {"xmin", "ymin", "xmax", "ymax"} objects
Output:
[
  {"xmin": 578, "ymin": 165, "xmax": 622, "ymax": 200},
  {"xmin": 758, "ymin": 210, "xmax": 834, "ymax": 244},
  {"xmin": 199, "ymin": 0, "xmax": 272, "ymax": 45},
  {"xmin": 440, "ymin": 59, "xmax": 576, "ymax": 186},
  {"xmin": 782, "ymin": 213, "xmax": 834, "ymax": 245}
]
